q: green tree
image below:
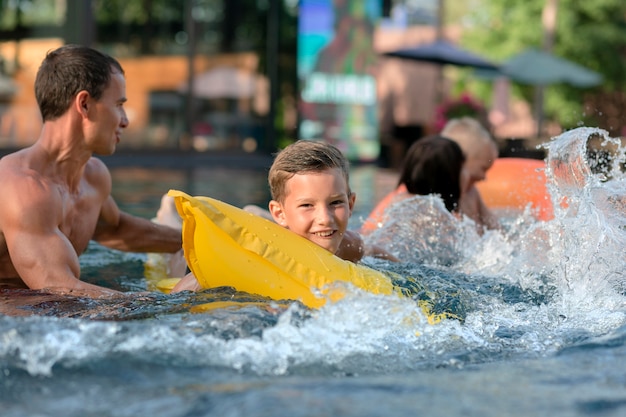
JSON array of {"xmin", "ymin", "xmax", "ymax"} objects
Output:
[{"xmin": 460, "ymin": 0, "xmax": 626, "ymax": 136}]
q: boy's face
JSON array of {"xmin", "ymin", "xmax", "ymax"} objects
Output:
[{"xmin": 269, "ymin": 168, "xmax": 355, "ymax": 255}]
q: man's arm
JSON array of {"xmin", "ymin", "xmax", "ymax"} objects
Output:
[
  {"xmin": 171, "ymin": 272, "xmax": 201, "ymax": 293},
  {"xmin": 1, "ymin": 185, "xmax": 120, "ymax": 297},
  {"xmin": 10, "ymin": 228, "xmax": 121, "ymax": 297},
  {"xmin": 93, "ymin": 196, "xmax": 182, "ymax": 253}
]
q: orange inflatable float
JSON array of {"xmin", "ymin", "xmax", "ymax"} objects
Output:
[{"xmin": 476, "ymin": 157, "xmax": 553, "ymax": 221}]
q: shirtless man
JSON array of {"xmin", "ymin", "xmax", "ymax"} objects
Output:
[
  {"xmin": 0, "ymin": 45, "xmax": 182, "ymax": 298},
  {"xmin": 441, "ymin": 117, "xmax": 500, "ymax": 231}
]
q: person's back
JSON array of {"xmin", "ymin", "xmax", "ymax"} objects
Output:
[{"xmin": 441, "ymin": 117, "xmax": 500, "ymax": 231}]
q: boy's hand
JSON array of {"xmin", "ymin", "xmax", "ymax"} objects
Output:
[
  {"xmin": 170, "ymin": 272, "xmax": 202, "ymax": 293},
  {"xmin": 335, "ymin": 230, "xmax": 365, "ymax": 262}
]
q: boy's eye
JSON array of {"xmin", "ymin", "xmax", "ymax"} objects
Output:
[{"xmin": 331, "ymin": 199, "xmax": 346, "ymax": 206}]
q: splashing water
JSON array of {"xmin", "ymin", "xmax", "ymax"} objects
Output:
[
  {"xmin": 1, "ymin": 127, "xmax": 625, "ymax": 417},
  {"xmin": 363, "ymin": 126, "xmax": 626, "ymax": 345}
]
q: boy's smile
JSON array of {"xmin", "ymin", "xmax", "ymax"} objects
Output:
[{"xmin": 269, "ymin": 167, "xmax": 355, "ymax": 255}]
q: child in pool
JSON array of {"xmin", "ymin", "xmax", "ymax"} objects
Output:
[
  {"xmin": 170, "ymin": 140, "xmax": 394, "ymax": 293},
  {"xmin": 360, "ymin": 135, "xmax": 468, "ymax": 234},
  {"xmin": 360, "ymin": 136, "xmax": 475, "ymax": 264},
  {"xmin": 441, "ymin": 117, "xmax": 500, "ymax": 231}
]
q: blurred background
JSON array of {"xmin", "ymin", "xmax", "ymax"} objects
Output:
[{"xmin": 0, "ymin": 0, "xmax": 624, "ymax": 167}]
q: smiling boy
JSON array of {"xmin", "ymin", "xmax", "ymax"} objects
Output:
[
  {"xmin": 266, "ymin": 140, "xmax": 358, "ymax": 257},
  {"xmin": 171, "ymin": 140, "xmax": 383, "ymax": 293}
]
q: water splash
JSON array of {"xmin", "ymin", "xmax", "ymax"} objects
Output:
[
  {"xmin": 363, "ymin": 127, "xmax": 626, "ymax": 348},
  {"xmin": 1, "ymin": 129, "xmax": 625, "ymax": 381},
  {"xmin": 539, "ymin": 129, "xmax": 626, "ymax": 311}
]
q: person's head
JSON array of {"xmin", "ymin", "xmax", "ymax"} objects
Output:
[
  {"xmin": 35, "ymin": 44, "xmax": 129, "ymax": 155},
  {"xmin": 268, "ymin": 140, "xmax": 355, "ymax": 255},
  {"xmin": 35, "ymin": 44, "xmax": 125, "ymax": 122},
  {"xmin": 398, "ymin": 135, "xmax": 466, "ymax": 212},
  {"xmin": 441, "ymin": 117, "xmax": 498, "ymax": 186}
]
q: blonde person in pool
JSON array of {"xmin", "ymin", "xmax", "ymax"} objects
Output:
[
  {"xmin": 441, "ymin": 117, "xmax": 500, "ymax": 231},
  {"xmin": 170, "ymin": 140, "xmax": 395, "ymax": 293}
]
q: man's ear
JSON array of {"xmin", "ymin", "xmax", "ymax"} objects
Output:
[
  {"xmin": 75, "ymin": 91, "xmax": 90, "ymax": 117},
  {"xmin": 268, "ymin": 200, "xmax": 287, "ymax": 227}
]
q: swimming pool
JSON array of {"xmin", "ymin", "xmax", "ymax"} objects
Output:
[{"xmin": 1, "ymin": 129, "xmax": 626, "ymax": 417}]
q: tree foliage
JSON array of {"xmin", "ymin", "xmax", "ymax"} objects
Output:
[{"xmin": 460, "ymin": 0, "xmax": 626, "ymax": 136}]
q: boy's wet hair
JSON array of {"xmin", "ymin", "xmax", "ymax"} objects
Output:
[{"xmin": 269, "ymin": 140, "xmax": 351, "ymax": 202}]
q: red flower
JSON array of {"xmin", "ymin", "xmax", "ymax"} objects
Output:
[{"xmin": 434, "ymin": 93, "xmax": 485, "ymax": 132}]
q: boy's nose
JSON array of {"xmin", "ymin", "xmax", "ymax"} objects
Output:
[{"xmin": 316, "ymin": 206, "xmax": 333, "ymax": 224}]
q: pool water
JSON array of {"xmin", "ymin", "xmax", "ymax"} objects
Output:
[{"xmin": 1, "ymin": 128, "xmax": 626, "ymax": 417}]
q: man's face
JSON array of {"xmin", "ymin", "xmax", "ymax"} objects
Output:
[{"xmin": 84, "ymin": 71, "xmax": 129, "ymax": 155}]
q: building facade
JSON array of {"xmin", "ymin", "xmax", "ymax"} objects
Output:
[{"xmin": 0, "ymin": 0, "xmax": 300, "ymax": 153}]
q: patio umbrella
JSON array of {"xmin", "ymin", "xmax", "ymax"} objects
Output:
[
  {"xmin": 382, "ymin": 39, "xmax": 500, "ymax": 71},
  {"xmin": 502, "ymin": 48, "xmax": 602, "ymax": 87},
  {"xmin": 494, "ymin": 48, "xmax": 603, "ymax": 138}
]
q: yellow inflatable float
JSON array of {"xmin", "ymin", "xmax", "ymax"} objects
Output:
[
  {"xmin": 160, "ymin": 190, "xmax": 397, "ymax": 308},
  {"xmin": 146, "ymin": 190, "xmax": 458, "ymax": 322}
]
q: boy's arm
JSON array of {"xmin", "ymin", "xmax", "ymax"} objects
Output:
[
  {"xmin": 336, "ymin": 230, "xmax": 399, "ymax": 262},
  {"xmin": 335, "ymin": 230, "xmax": 364, "ymax": 262}
]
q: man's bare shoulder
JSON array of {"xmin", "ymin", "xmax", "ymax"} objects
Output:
[
  {"xmin": 85, "ymin": 156, "xmax": 109, "ymax": 174},
  {"xmin": 0, "ymin": 150, "xmax": 66, "ymax": 227},
  {"xmin": 0, "ymin": 151, "xmax": 47, "ymax": 196},
  {"xmin": 84, "ymin": 157, "xmax": 112, "ymax": 189},
  {"xmin": 0, "ymin": 149, "xmax": 27, "ymax": 173}
]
